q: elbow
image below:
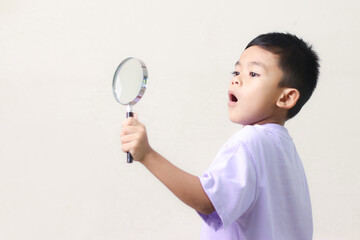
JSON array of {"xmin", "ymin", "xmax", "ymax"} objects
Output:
[
  {"xmin": 197, "ymin": 202, "xmax": 215, "ymax": 215},
  {"xmin": 194, "ymin": 189, "xmax": 215, "ymax": 215}
]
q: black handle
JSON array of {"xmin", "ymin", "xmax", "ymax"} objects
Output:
[{"xmin": 126, "ymin": 111, "xmax": 134, "ymax": 163}]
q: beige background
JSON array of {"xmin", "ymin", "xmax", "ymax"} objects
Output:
[{"xmin": 1, "ymin": 0, "xmax": 359, "ymax": 239}]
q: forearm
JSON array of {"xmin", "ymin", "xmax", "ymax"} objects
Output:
[
  {"xmin": 120, "ymin": 117, "xmax": 214, "ymax": 214},
  {"xmin": 141, "ymin": 148, "xmax": 214, "ymax": 215}
]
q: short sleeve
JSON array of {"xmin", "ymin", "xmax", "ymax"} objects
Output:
[{"xmin": 197, "ymin": 142, "xmax": 256, "ymax": 231}]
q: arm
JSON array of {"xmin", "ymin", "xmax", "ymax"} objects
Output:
[{"xmin": 120, "ymin": 116, "xmax": 215, "ymax": 215}]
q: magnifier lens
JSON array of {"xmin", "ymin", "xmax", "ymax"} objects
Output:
[{"xmin": 114, "ymin": 59, "xmax": 144, "ymax": 105}]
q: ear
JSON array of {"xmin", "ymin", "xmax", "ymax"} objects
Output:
[{"xmin": 276, "ymin": 88, "xmax": 300, "ymax": 110}]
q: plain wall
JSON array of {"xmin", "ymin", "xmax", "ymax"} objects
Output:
[{"xmin": 1, "ymin": 0, "xmax": 359, "ymax": 239}]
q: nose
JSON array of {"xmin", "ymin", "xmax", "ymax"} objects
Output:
[{"xmin": 231, "ymin": 77, "xmax": 241, "ymax": 86}]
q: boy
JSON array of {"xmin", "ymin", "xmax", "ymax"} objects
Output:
[{"xmin": 120, "ymin": 32, "xmax": 319, "ymax": 240}]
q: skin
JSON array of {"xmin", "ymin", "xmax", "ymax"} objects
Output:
[
  {"xmin": 228, "ymin": 46, "xmax": 300, "ymax": 126},
  {"xmin": 120, "ymin": 46, "xmax": 300, "ymax": 215}
]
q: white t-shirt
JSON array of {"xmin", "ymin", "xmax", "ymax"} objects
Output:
[{"xmin": 198, "ymin": 123, "xmax": 312, "ymax": 240}]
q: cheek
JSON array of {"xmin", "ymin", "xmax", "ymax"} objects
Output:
[
  {"xmin": 253, "ymin": 86, "xmax": 279, "ymax": 105},
  {"xmin": 242, "ymin": 93, "xmax": 276, "ymax": 119}
]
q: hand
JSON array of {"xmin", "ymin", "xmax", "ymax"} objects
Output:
[{"xmin": 120, "ymin": 114, "xmax": 152, "ymax": 162}]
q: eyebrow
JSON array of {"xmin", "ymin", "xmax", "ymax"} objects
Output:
[{"xmin": 235, "ymin": 61, "xmax": 267, "ymax": 71}]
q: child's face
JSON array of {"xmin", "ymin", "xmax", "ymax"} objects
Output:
[{"xmin": 228, "ymin": 46, "xmax": 285, "ymax": 125}]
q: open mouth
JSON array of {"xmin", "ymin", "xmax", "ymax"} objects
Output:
[{"xmin": 229, "ymin": 92, "xmax": 238, "ymax": 102}]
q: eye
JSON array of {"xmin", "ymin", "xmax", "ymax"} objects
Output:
[
  {"xmin": 249, "ymin": 72, "xmax": 260, "ymax": 77},
  {"xmin": 232, "ymin": 71, "xmax": 240, "ymax": 76}
]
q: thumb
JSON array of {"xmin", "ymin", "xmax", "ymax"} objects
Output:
[{"xmin": 133, "ymin": 112, "xmax": 138, "ymax": 120}]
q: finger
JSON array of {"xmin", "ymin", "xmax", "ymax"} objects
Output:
[
  {"xmin": 128, "ymin": 112, "xmax": 138, "ymax": 120},
  {"xmin": 120, "ymin": 126, "xmax": 138, "ymax": 136},
  {"xmin": 120, "ymin": 134, "xmax": 134, "ymax": 144},
  {"xmin": 121, "ymin": 117, "xmax": 133, "ymax": 127},
  {"xmin": 121, "ymin": 142, "xmax": 133, "ymax": 153},
  {"xmin": 122, "ymin": 116, "xmax": 139, "ymax": 127}
]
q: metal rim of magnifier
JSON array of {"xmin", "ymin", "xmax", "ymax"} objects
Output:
[{"xmin": 112, "ymin": 57, "xmax": 148, "ymax": 106}]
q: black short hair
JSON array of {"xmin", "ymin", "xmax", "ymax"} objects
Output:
[{"xmin": 246, "ymin": 32, "xmax": 320, "ymax": 119}]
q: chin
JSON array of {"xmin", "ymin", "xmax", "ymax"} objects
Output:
[
  {"xmin": 229, "ymin": 115, "xmax": 246, "ymax": 125},
  {"xmin": 228, "ymin": 114, "xmax": 257, "ymax": 126}
]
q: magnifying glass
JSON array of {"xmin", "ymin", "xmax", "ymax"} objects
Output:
[{"xmin": 112, "ymin": 57, "xmax": 148, "ymax": 163}]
